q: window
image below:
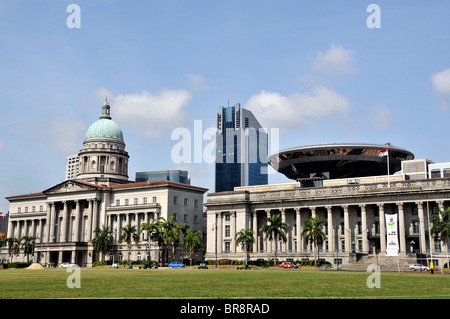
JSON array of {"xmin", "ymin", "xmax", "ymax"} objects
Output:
[
  {"xmin": 184, "ymin": 214, "xmax": 188, "ymax": 223},
  {"xmin": 225, "ymin": 225, "xmax": 230, "ymax": 237},
  {"xmin": 340, "ymin": 222, "xmax": 345, "ymax": 235},
  {"xmin": 40, "ymin": 205, "xmax": 43, "ymax": 212},
  {"xmin": 18, "ymin": 207, "xmax": 21, "ymax": 214},
  {"xmin": 32, "ymin": 206, "xmax": 36, "ymax": 212},
  {"xmin": 116, "ymin": 199, "xmax": 120, "ymax": 206},
  {"xmin": 194, "ymin": 199, "xmax": 198, "ymax": 208},
  {"xmin": 152, "ymin": 196, "xmax": 157, "ymax": 203},
  {"xmin": 184, "ymin": 198, "xmax": 188, "ymax": 206},
  {"xmin": 174, "ymin": 196, "xmax": 178, "ymax": 205},
  {"xmin": 134, "ymin": 198, "xmax": 138, "ymax": 205},
  {"xmin": 173, "ymin": 213, "xmax": 177, "ymax": 221},
  {"xmin": 124, "ymin": 199, "xmax": 129, "ymax": 206},
  {"xmin": 194, "ymin": 215, "xmax": 198, "ymax": 223},
  {"xmin": 25, "ymin": 207, "xmax": 28, "ymax": 213},
  {"xmin": 224, "ymin": 242, "xmax": 231, "ymax": 253},
  {"xmin": 225, "ymin": 214, "xmax": 230, "ymax": 221},
  {"xmin": 357, "ymin": 221, "xmax": 362, "ymax": 234},
  {"xmin": 143, "ymin": 197, "xmax": 147, "ymax": 204}
]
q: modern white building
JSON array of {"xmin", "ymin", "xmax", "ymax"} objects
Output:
[
  {"xmin": 65, "ymin": 154, "xmax": 79, "ymax": 180},
  {"xmin": 3, "ymin": 100, "xmax": 208, "ymax": 266}
]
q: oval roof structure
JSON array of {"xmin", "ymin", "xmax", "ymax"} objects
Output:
[{"xmin": 268, "ymin": 143, "xmax": 414, "ymax": 181}]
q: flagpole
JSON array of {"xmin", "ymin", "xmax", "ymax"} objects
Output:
[{"xmin": 387, "ymin": 142, "xmax": 390, "ymax": 188}]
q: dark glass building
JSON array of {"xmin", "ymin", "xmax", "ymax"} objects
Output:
[
  {"xmin": 135, "ymin": 170, "xmax": 191, "ymax": 185},
  {"xmin": 215, "ymin": 103, "xmax": 268, "ymax": 192}
]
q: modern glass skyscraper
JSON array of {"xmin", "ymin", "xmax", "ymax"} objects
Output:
[
  {"xmin": 215, "ymin": 103, "xmax": 268, "ymax": 192},
  {"xmin": 136, "ymin": 170, "xmax": 191, "ymax": 185}
]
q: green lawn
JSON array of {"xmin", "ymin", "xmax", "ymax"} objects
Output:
[{"xmin": 0, "ymin": 268, "xmax": 449, "ymax": 299}]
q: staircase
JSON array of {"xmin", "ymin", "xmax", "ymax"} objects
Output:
[{"xmin": 340, "ymin": 255, "xmax": 416, "ymax": 272}]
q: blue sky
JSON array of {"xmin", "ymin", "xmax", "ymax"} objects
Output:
[{"xmin": 1, "ymin": 1, "xmax": 450, "ymax": 213}]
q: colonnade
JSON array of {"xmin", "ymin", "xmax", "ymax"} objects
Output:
[{"xmin": 212, "ymin": 200, "xmax": 441, "ymax": 258}]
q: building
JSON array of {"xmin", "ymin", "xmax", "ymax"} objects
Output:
[
  {"xmin": 0, "ymin": 213, "xmax": 8, "ymax": 235},
  {"xmin": 65, "ymin": 154, "xmax": 79, "ymax": 180},
  {"xmin": 136, "ymin": 170, "xmax": 191, "ymax": 185},
  {"xmin": 205, "ymin": 143, "xmax": 450, "ymax": 270},
  {"xmin": 215, "ymin": 103, "xmax": 268, "ymax": 192},
  {"xmin": 2, "ymin": 100, "xmax": 208, "ymax": 266}
]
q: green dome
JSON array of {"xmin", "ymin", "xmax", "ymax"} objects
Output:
[{"xmin": 85, "ymin": 118, "xmax": 124, "ymax": 142}]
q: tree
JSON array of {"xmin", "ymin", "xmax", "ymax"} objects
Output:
[
  {"xmin": 259, "ymin": 214, "xmax": 289, "ymax": 267},
  {"xmin": 5, "ymin": 237, "xmax": 20, "ymax": 263},
  {"xmin": 166, "ymin": 223, "xmax": 190, "ymax": 262},
  {"xmin": 301, "ymin": 215, "xmax": 327, "ymax": 267},
  {"xmin": 140, "ymin": 218, "xmax": 160, "ymax": 263},
  {"xmin": 181, "ymin": 229, "xmax": 204, "ymax": 266},
  {"xmin": 20, "ymin": 235, "xmax": 38, "ymax": 263},
  {"xmin": 92, "ymin": 225, "xmax": 114, "ymax": 264},
  {"xmin": 119, "ymin": 224, "xmax": 140, "ymax": 266},
  {"xmin": 430, "ymin": 207, "xmax": 450, "ymax": 269},
  {"xmin": 235, "ymin": 228, "xmax": 255, "ymax": 268}
]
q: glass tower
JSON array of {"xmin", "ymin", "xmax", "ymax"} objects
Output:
[{"xmin": 215, "ymin": 103, "xmax": 268, "ymax": 192}]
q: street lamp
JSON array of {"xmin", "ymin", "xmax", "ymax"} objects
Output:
[{"xmin": 212, "ymin": 223, "xmax": 217, "ymax": 268}]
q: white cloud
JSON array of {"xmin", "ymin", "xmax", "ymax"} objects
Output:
[
  {"xmin": 40, "ymin": 117, "xmax": 87, "ymax": 154},
  {"xmin": 313, "ymin": 44, "xmax": 355, "ymax": 75},
  {"xmin": 245, "ymin": 86, "xmax": 351, "ymax": 129},
  {"xmin": 431, "ymin": 68, "xmax": 450, "ymax": 109},
  {"xmin": 111, "ymin": 89, "xmax": 192, "ymax": 138}
]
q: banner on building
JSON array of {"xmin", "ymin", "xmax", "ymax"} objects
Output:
[{"xmin": 385, "ymin": 214, "xmax": 399, "ymax": 256}]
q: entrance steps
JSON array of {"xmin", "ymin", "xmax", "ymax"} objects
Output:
[{"xmin": 340, "ymin": 255, "xmax": 416, "ymax": 272}]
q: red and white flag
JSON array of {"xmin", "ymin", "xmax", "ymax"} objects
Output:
[{"xmin": 378, "ymin": 148, "xmax": 388, "ymax": 157}]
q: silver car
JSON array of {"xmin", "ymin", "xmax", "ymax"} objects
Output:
[{"xmin": 408, "ymin": 264, "xmax": 430, "ymax": 271}]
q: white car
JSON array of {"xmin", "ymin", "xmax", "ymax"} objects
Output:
[
  {"xmin": 59, "ymin": 262, "xmax": 77, "ymax": 268},
  {"xmin": 409, "ymin": 264, "xmax": 430, "ymax": 271}
]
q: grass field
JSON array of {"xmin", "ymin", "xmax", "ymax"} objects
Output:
[{"xmin": 0, "ymin": 267, "xmax": 449, "ymax": 299}]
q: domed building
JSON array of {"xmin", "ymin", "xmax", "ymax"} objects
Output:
[
  {"xmin": 3, "ymin": 100, "xmax": 208, "ymax": 267},
  {"xmin": 76, "ymin": 99, "xmax": 130, "ymax": 186}
]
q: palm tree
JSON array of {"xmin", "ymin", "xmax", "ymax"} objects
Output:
[
  {"xmin": 119, "ymin": 224, "xmax": 140, "ymax": 266},
  {"xmin": 20, "ymin": 235, "xmax": 38, "ymax": 263},
  {"xmin": 166, "ymin": 223, "xmax": 190, "ymax": 262},
  {"xmin": 235, "ymin": 228, "xmax": 255, "ymax": 268},
  {"xmin": 181, "ymin": 229, "xmax": 204, "ymax": 266},
  {"xmin": 259, "ymin": 214, "xmax": 289, "ymax": 267},
  {"xmin": 301, "ymin": 215, "xmax": 327, "ymax": 267},
  {"xmin": 92, "ymin": 225, "xmax": 114, "ymax": 264},
  {"xmin": 430, "ymin": 207, "xmax": 450, "ymax": 269},
  {"xmin": 5, "ymin": 237, "xmax": 20, "ymax": 263},
  {"xmin": 140, "ymin": 218, "xmax": 161, "ymax": 263}
]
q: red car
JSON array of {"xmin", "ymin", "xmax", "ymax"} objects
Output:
[{"xmin": 279, "ymin": 262, "xmax": 293, "ymax": 268}]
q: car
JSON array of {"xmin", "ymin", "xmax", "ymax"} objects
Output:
[
  {"xmin": 279, "ymin": 262, "xmax": 294, "ymax": 268},
  {"xmin": 168, "ymin": 261, "xmax": 185, "ymax": 268},
  {"xmin": 198, "ymin": 263, "xmax": 208, "ymax": 269},
  {"xmin": 409, "ymin": 264, "xmax": 430, "ymax": 271},
  {"xmin": 59, "ymin": 262, "xmax": 77, "ymax": 268}
]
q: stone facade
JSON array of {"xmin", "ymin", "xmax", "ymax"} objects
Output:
[{"xmin": 205, "ymin": 178, "xmax": 450, "ymax": 267}]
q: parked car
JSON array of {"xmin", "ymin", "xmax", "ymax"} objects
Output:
[
  {"xmin": 279, "ymin": 262, "xmax": 294, "ymax": 268},
  {"xmin": 198, "ymin": 263, "xmax": 208, "ymax": 269},
  {"xmin": 59, "ymin": 262, "xmax": 77, "ymax": 268},
  {"xmin": 409, "ymin": 264, "xmax": 430, "ymax": 271},
  {"xmin": 168, "ymin": 261, "xmax": 185, "ymax": 268}
]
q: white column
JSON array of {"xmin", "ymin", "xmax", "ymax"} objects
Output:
[
  {"xmin": 86, "ymin": 199, "xmax": 93, "ymax": 242},
  {"xmin": 326, "ymin": 206, "xmax": 334, "ymax": 253},
  {"xmin": 360, "ymin": 204, "xmax": 369, "ymax": 253},
  {"xmin": 231, "ymin": 211, "xmax": 236, "ymax": 254},
  {"xmin": 416, "ymin": 201, "xmax": 427, "ymax": 254},
  {"xmin": 296, "ymin": 208, "xmax": 301, "ymax": 253},
  {"xmin": 74, "ymin": 200, "xmax": 81, "ymax": 242},
  {"xmin": 378, "ymin": 204, "xmax": 386, "ymax": 254},
  {"xmin": 60, "ymin": 201, "xmax": 68, "ymax": 243},
  {"xmin": 49, "ymin": 202, "xmax": 56, "ymax": 242},
  {"xmin": 281, "ymin": 208, "xmax": 286, "ymax": 253},
  {"xmin": 397, "ymin": 202, "xmax": 406, "ymax": 255},
  {"xmin": 343, "ymin": 205, "xmax": 350, "ymax": 253},
  {"xmin": 45, "ymin": 202, "xmax": 52, "ymax": 242},
  {"xmin": 252, "ymin": 211, "xmax": 258, "ymax": 253}
]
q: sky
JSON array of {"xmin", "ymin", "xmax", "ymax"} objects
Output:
[{"xmin": 1, "ymin": 0, "xmax": 450, "ymax": 214}]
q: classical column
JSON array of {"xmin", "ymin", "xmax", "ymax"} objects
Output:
[
  {"xmin": 281, "ymin": 208, "xmax": 286, "ymax": 253},
  {"xmin": 92, "ymin": 198, "xmax": 99, "ymax": 237},
  {"xmin": 397, "ymin": 202, "xmax": 406, "ymax": 254},
  {"xmin": 378, "ymin": 204, "xmax": 386, "ymax": 254},
  {"xmin": 416, "ymin": 202, "xmax": 427, "ymax": 254},
  {"xmin": 86, "ymin": 199, "xmax": 93, "ymax": 242},
  {"xmin": 60, "ymin": 201, "xmax": 68, "ymax": 243},
  {"xmin": 296, "ymin": 208, "xmax": 301, "ymax": 253},
  {"xmin": 326, "ymin": 206, "xmax": 334, "ymax": 253},
  {"xmin": 49, "ymin": 202, "xmax": 57, "ymax": 242},
  {"xmin": 45, "ymin": 202, "xmax": 53, "ymax": 243},
  {"xmin": 231, "ymin": 211, "xmax": 236, "ymax": 254},
  {"xmin": 218, "ymin": 212, "xmax": 223, "ymax": 253},
  {"xmin": 360, "ymin": 204, "xmax": 369, "ymax": 253},
  {"xmin": 252, "ymin": 211, "xmax": 258, "ymax": 253},
  {"xmin": 343, "ymin": 205, "xmax": 350, "ymax": 253},
  {"xmin": 74, "ymin": 200, "xmax": 81, "ymax": 242}
]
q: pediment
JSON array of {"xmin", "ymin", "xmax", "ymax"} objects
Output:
[{"xmin": 44, "ymin": 180, "xmax": 99, "ymax": 194}]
